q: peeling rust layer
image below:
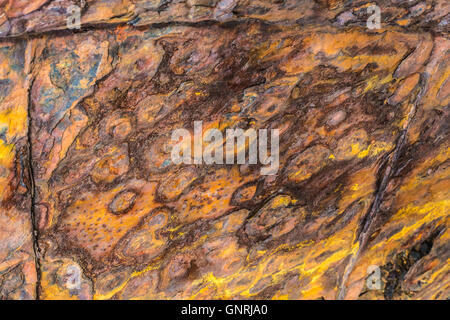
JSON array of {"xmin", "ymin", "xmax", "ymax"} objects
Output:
[
  {"xmin": 0, "ymin": 39, "xmax": 37, "ymax": 299},
  {"xmin": 0, "ymin": 0, "xmax": 449, "ymax": 39},
  {"xmin": 0, "ymin": 0, "xmax": 448, "ymax": 300}
]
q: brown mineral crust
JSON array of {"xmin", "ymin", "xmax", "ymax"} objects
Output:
[
  {"xmin": 0, "ymin": 0, "xmax": 448, "ymax": 300},
  {"xmin": 0, "ymin": 0, "xmax": 448, "ymax": 38},
  {"xmin": 21, "ymin": 20, "xmax": 448, "ymax": 300},
  {"xmin": 339, "ymin": 36, "xmax": 450, "ymax": 299},
  {"xmin": 0, "ymin": 40, "xmax": 36, "ymax": 299}
]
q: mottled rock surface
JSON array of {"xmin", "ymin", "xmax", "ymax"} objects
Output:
[{"xmin": 0, "ymin": 0, "xmax": 448, "ymax": 299}]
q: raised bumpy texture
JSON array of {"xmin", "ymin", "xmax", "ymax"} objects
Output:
[{"xmin": 0, "ymin": 0, "xmax": 449, "ymax": 300}]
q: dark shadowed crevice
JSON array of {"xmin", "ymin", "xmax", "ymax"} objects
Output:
[
  {"xmin": 26, "ymin": 76, "xmax": 42, "ymax": 300},
  {"xmin": 383, "ymin": 227, "xmax": 442, "ymax": 300}
]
